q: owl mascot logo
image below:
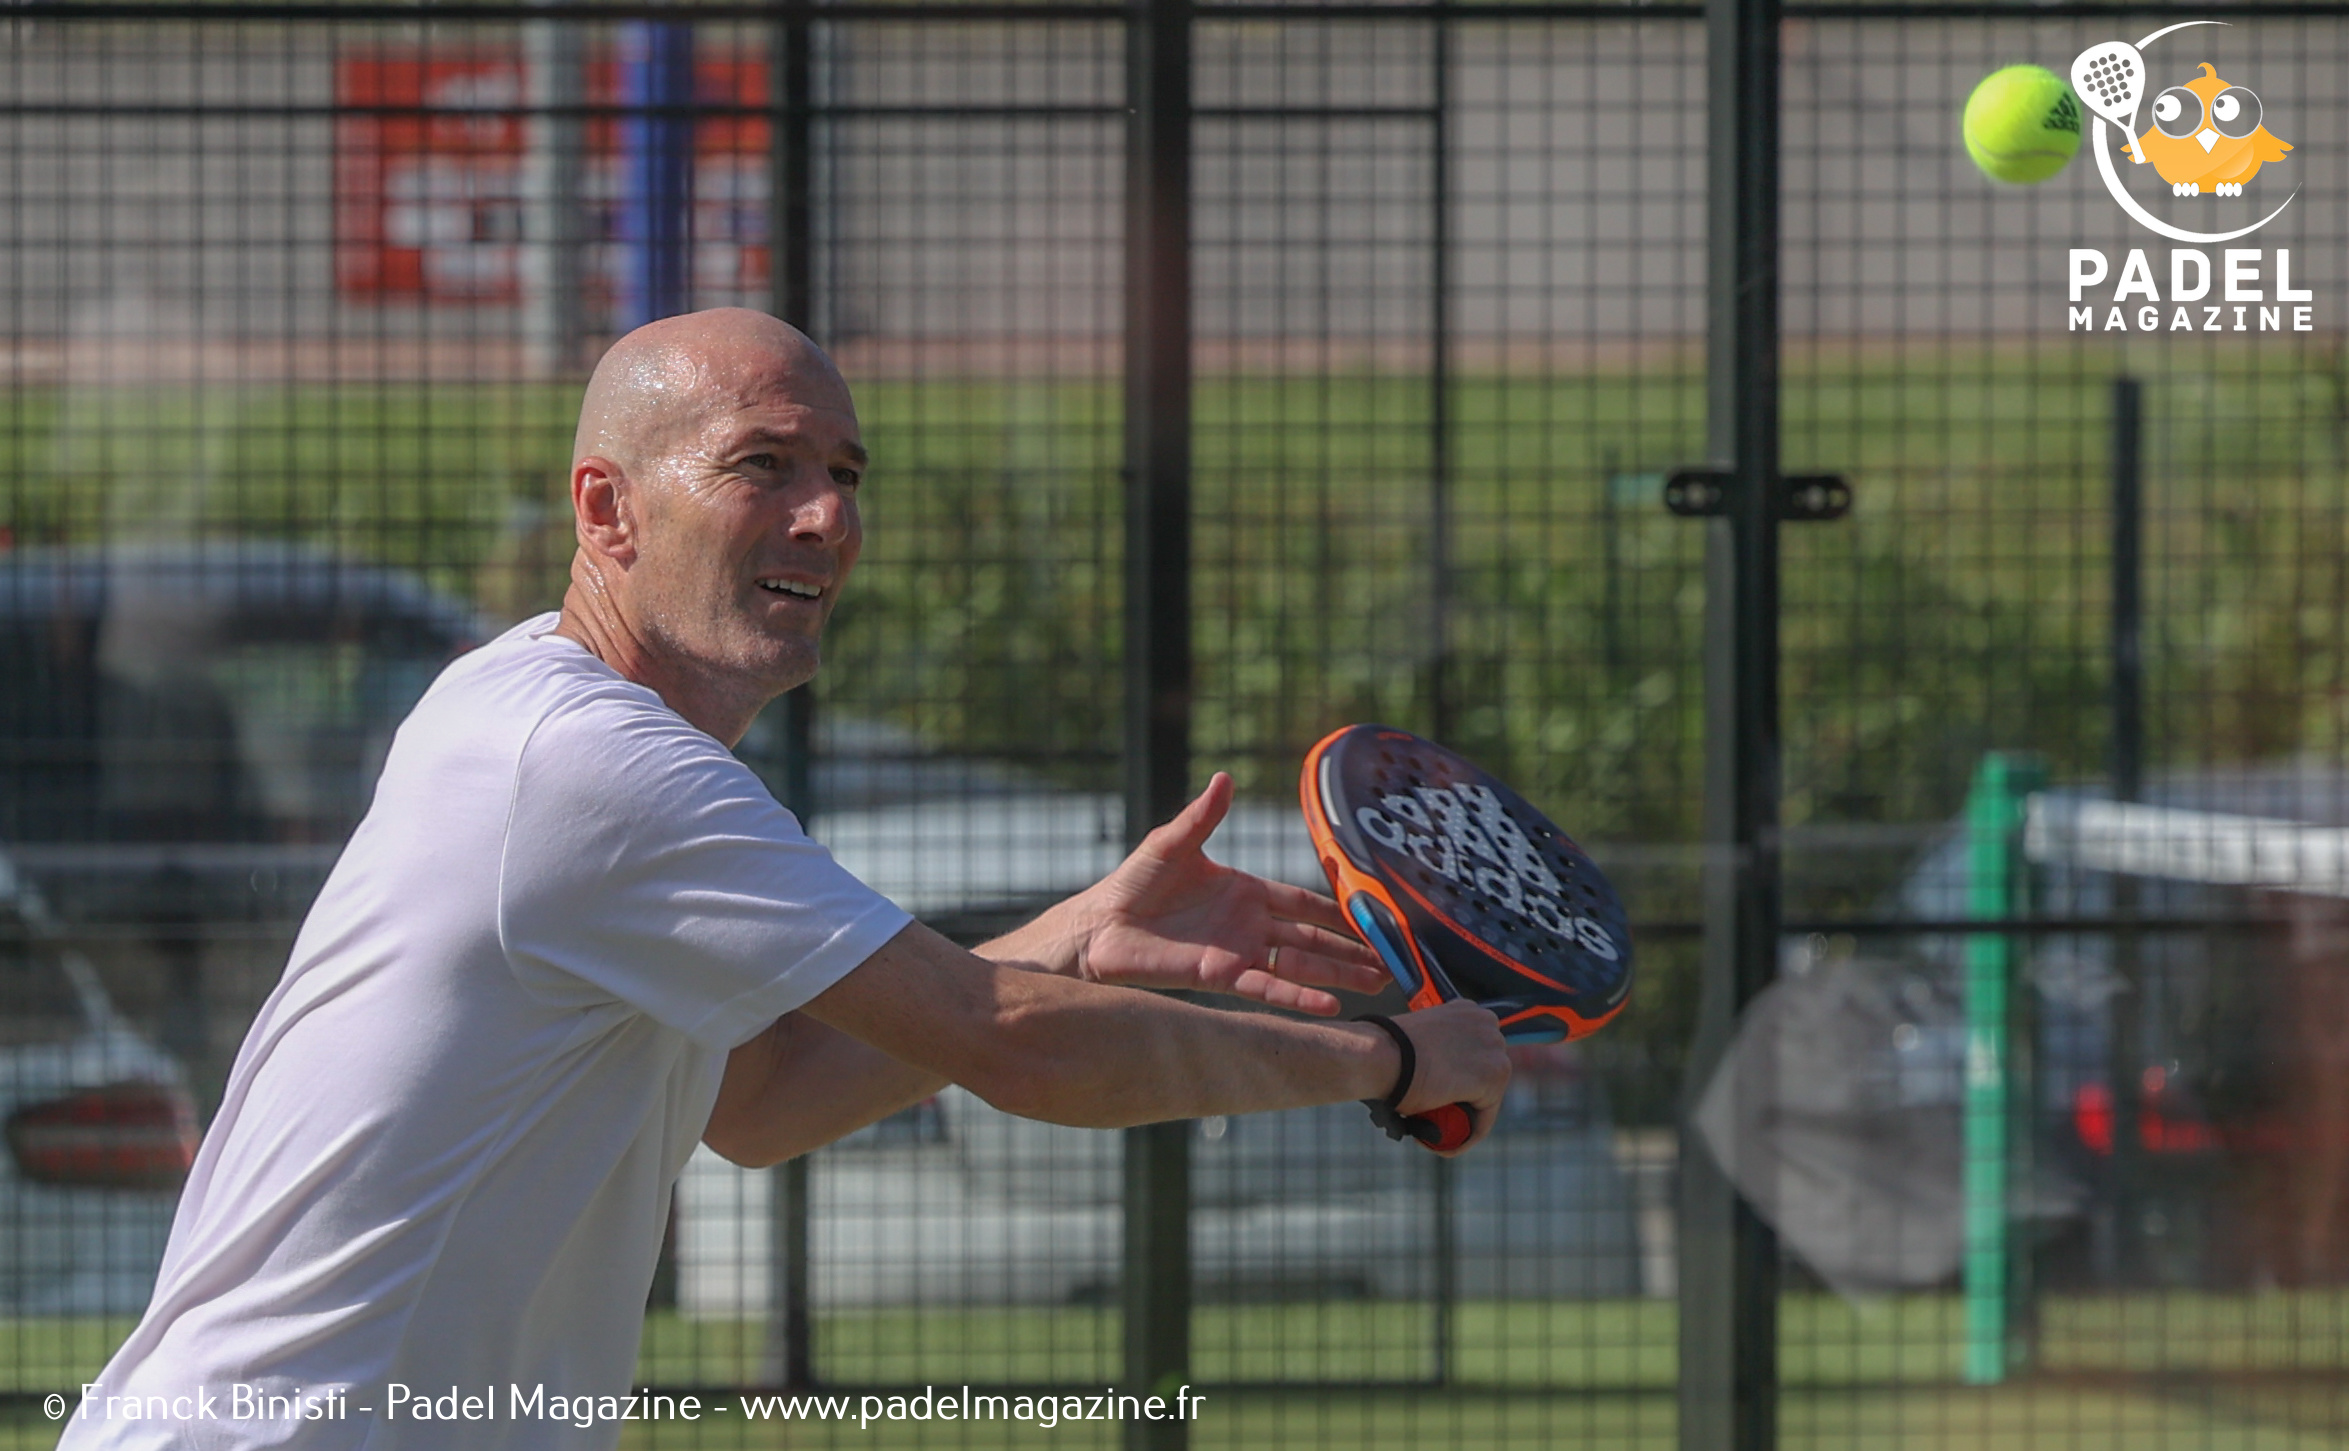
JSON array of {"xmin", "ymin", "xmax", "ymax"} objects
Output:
[
  {"xmin": 2070, "ymin": 22, "xmax": 2298, "ymax": 245},
  {"xmin": 2125, "ymin": 62, "xmax": 2291, "ymax": 196}
]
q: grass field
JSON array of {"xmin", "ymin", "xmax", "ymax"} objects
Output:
[
  {"xmin": 6, "ymin": 1292, "xmax": 2346, "ymax": 1447},
  {"xmin": 9, "ymin": 346, "xmax": 2342, "ymax": 819}
]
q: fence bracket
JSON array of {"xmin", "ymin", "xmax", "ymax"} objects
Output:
[{"xmin": 1664, "ymin": 468, "xmax": 1851, "ymax": 521}]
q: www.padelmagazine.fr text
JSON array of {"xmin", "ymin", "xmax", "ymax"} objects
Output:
[{"xmin": 59, "ymin": 1382, "xmax": 1208, "ymax": 1432}]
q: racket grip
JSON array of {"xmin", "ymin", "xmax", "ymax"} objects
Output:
[{"xmin": 1408, "ymin": 1103, "xmax": 1475, "ymax": 1153}]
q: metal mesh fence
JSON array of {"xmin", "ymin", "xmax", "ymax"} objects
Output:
[{"xmin": 2, "ymin": 3, "xmax": 2347, "ymax": 1448}]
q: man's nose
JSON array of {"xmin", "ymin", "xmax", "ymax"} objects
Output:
[{"xmin": 788, "ymin": 467, "xmax": 854, "ymax": 545}]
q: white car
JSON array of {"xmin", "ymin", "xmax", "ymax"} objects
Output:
[
  {"xmin": 0, "ymin": 851, "xmax": 197, "ymax": 1316},
  {"xmin": 678, "ymin": 1084, "xmax": 1644, "ymax": 1314}
]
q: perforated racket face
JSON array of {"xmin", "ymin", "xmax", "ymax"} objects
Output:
[
  {"xmin": 2071, "ymin": 43, "xmax": 2146, "ymax": 129},
  {"xmin": 1310, "ymin": 725, "xmax": 1633, "ymax": 1041}
]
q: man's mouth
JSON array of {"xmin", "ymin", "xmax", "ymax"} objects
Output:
[{"xmin": 757, "ymin": 577, "xmax": 824, "ymax": 601}]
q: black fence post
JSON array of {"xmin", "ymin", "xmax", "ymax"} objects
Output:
[
  {"xmin": 1424, "ymin": 7, "xmax": 1454, "ymax": 747},
  {"xmin": 2104, "ymin": 376, "xmax": 2146, "ymax": 1288},
  {"xmin": 764, "ymin": 7, "xmax": 818, "ymax": 1392},
  {"xmin": 1679, "ymin": 0, "xmax": 1781, "ymax": 1443},
  {"xmin": 1426, "ymin": 6, "xmax": 1458, "ymax": 1384},
  {"xmin": 770, "ymin": 7, "xmax": 820, "ymax": 841},
  {"xmin": 2110, "ymin": 378, "xmax": 2143, "ymax": 805},
  {"xmin": 1123, "ymin": 0, "xmax": 1194, "ymax": 1443}
]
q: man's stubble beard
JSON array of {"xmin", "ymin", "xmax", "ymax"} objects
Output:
[
  {"xmin": 628, "ymin": 481, "xmax": 836, "ymax": 706},
  {"xmin": 630, "ymin": 561, "xmax": 825, "ymax": 708}
]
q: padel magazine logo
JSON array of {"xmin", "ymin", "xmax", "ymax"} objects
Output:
[{"xmin": 2062, "ymin": 21, "xmax": 2317, "ymax": 334}]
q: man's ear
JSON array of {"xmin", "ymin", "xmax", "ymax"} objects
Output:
[{"xmin": 572, "ymin": 456, "xmax": 639, "ymax": 566}]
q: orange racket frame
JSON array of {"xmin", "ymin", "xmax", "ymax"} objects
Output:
[{"xmin": 1299, "ymin": 724, "xmax": 1629, "ymax": 1044}]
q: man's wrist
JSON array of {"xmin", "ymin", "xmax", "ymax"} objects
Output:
[
  {"xmin": 1339, "ymin": 1019, "xmax": 1404, "ymax": 1104},
  {"xmin": 974, "ymin": 897, "xmax": 1098, "ymax": 979},
  {"xmin": 1353, "ymin": 1015, "xmax": 1418, "ymax": 1108}
]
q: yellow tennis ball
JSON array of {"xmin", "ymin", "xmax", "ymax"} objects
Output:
[{"xmin": 1962, "ymin": 65, "xmax": 2083, "ymax": 184}]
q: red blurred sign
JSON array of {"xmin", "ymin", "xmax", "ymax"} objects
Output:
[{"xmin": 335, "ymin": 49, "xmax": 770, "ymax": 303}]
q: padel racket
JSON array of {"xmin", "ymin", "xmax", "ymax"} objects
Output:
[
  {"xmin": 1302, "ymin": 724, "xmax": 1635, "ymax": 1149},
  {"xmin": 2071, "ymin": 41, "xmax": 2148, "ymax": 158}
]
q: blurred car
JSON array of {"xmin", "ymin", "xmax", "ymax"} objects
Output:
[
  {"xmin": 0, "ymin": 849, "xmax": 197, "ymax": 1316},
  {"xmin": 0, "ymin": 540, "xmax": 489, "ymax": 919},
  {"xmin": 677, "ymin": 1049, "xmax": 1643, "ymax": 1313}
]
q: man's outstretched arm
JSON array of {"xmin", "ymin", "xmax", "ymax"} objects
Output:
[
  {"xmin": 706, "ymin": 773, "xmax": 1417, "ymax": 1166},
  {"xmin": 814, "ymin": 922, "xmax": 1501, "ymax": 1131},
  {"xmin": 704, "ymin": 923, "xmax": 1508, "ymax": 1166},
  {"xmin": 704, "ymin": 1011, "xmax": 946, "ymax": 1166}
]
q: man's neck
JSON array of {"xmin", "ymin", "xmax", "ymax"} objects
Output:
[{"xmin": 553, "ymin": 583, "xmax": 770, "ymax": 747}]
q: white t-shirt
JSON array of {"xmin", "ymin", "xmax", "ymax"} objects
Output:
[{"xmin": 62, "ymin": 615, "xmax": 911, "ymax": 1451}]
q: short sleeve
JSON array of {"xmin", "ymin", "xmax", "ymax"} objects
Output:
[{"xmin": 498, "ymin": 686, "xmax": 912, "ymax": 1050}]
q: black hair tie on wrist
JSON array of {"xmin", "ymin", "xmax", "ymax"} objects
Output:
[{"xmin": 1355, "ymin": 1014, "xmax": 1420, "ymax": 1142}]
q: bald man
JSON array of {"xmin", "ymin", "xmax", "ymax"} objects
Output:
[{"xmin": 63, "ymin": 310, "xmax": 1509, "ymax": 1450}]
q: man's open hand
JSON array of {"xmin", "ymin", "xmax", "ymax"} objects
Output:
[{"xmin": 1068, "ymin": 773, "xmax": 1390, "ymax": 1015}]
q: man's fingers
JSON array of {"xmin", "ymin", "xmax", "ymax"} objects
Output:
[
  {"xmin": 1144, "ymin": 772, "xmax": 1234, "ymax": 859},
  {"xmin": 1266, "ymin": 923, "xmax": 1390, "ymax": 994},
  {"xmin": 1225, "ymin": 968, "xmax": 1343, "ymax": 1017},
  {"xmin": 1209, "ymin": 928, "xmax": 1387, "ymax": 1013},
  {"xmin": 1258, "ymin": 877, "xmax": 1356, "ymax": 936},
  {"xmin": 1309, "ymin": 923, "xmax": 1388, "ymax": 974}
]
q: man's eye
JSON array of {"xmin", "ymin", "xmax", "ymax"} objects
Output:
[
  {"xmin": 832, "ymin": 467, "xmax": 862, "ymax": 490},
  {"xmin": 743, "ymin": 453, "xmax": 779, "ymax": 472}
]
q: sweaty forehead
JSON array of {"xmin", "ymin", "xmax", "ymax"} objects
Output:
[
  {"xmin": 686, "ymin": 359, "xmax": 859, "ymax": 463},
  {"xmin": 703, "ymin": 344, "xmax": 856, "ymax": 425}
]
